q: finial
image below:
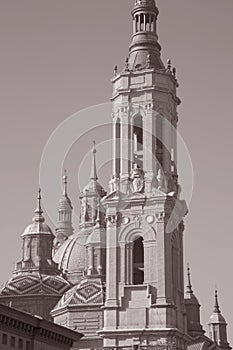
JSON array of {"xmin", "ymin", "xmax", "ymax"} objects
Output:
[
  {"xmin": 172, "ymin": 67, "xmax": 176, "ymax": 78},
  {"xmin": 146, "ymin": 54, "xmax": 152, "ymax": 69},
  {"xmin": 92, "ymin": 140, "xmax": 96, "ymax": 154},
  {"xmin": 214, "ymin": 289, "xmax": 221, "ymax": 314},
  {"xmin": 63, "ymin": 169, "xmax": 68, "ymax": 196},
  {"xmin": 167, "ymin": 59, "xmax": 172, "ymax": 72},
  {"xmin": 186, "ymin": 263, "xmax": 193, "ymax": 294},
  {"xmin": 124, "ymin": 57, "xmax": 129, "ymax": 72},
  {"xmin": 95, "ymin": 200, "xmax": 101, "ymax": 227},
  {"xmin": 90, "ymin": 141, "xmax": 98, "ymax": 181},
  {"xmin": 114, "ymin": 65, "xmax": 118, "ymax": 77},
  {"xmin": 34, "ymin": 188, "xmax": 45, "ymax": 223}
]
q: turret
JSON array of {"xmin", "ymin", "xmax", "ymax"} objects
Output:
[
  {"xmin": 184, "ymin": 265, "xmax": 204, "ymax": 337},
  {"xmin": 79, "ymin": 142, "xmax": 106, "ymax": 228},
  {"xmin": 208, "ymin": 290, "xmax": 231, "ymax": 350},
  {"xmin": 129, "ymin": 0, "xmax": 164, "ymax": 70},
  {"xmin": 15, "ymin": 189, "xmax": 59, "ymax": 276}
]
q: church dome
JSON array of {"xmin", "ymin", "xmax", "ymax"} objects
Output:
[
  {"xmin": 0, "ymin": 273, "xmax": 70, "ymax": 297},
  {"xmin": 53, "ymin": 229, "xmax": 94, "ymax": 284}
]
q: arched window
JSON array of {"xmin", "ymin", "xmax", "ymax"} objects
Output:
[
  {"xmin": 145, "ymin": 14, "xmax": 150, "ymax": 31},
  {"xmin": 140, "ymin": 13, "xmax": 144, "ymax": 31},
  {"xmin": 133, "ymin": 237, "xmax": 144, "ymax": 285},
  {"xmin": 133, "ymin": 115, "xmax": 143, "ymax": 169}
]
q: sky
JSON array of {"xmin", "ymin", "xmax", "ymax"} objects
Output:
[{"xmin": 0, "ymin": 0, "xmax": 233, "ymax": 343}]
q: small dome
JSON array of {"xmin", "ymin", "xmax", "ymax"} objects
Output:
[
  {"xmin": 0, "ymin": 273, "xmax": 70, "ymax": 297},
  {"xmin": 58, "ymin": 195, "xmax": 72, "ymax": 211},
  {"xmin": 83, "ymin": 179, "xmax": 106, "ymax": 198},
  {"xmin": 209, "ymin": 312, "xmax": 226, "ymax": 325},
  {"xmin": 22, "ymin": 222, "xmax": 53, "ymax": 237},
  {"xmin": 22, "ymin": 188, "xmax": 53, "ymax": 237},
  {"xmin": 184, "ymin": 291, "xmax": 200, "ymax": 305},
  {"xmin": 52, "ymin": 277, "xmax": 104, "ymax": 312},
  {"xmin": 135, "ymin": 0, "xmax": 156, "ymax": 8}
]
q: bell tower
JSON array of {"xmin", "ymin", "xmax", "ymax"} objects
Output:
[{"xmin": 100, "ymin": 0, "xmax": 188, "ymax": 348}]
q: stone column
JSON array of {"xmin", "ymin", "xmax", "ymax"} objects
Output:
[
  {"xmin": 172, "ymin": 119, "xmax": 178, "ymax": 175},
  {"xmin": 105, "ymin": 212, "xmax": 119, "ymax": 307},
  {"xmin": 144, "ymin": 239, "xmax": 157, "ymax": 285},
  {"xmin": 149, "ymin": 14, "xmax": 152, "ymax": 32},
  {"xmin": 156, "ymin": 212, "xmax": 169, "ymax": 305},
  {"xmin": 162, "ymin": 116, "xmax": 172, "ymax": 176},
  {"xmin": 120, "ymin": 112, "xmax": 130, "ymax": 193},
  {"xmin": 87, "ymin": 246, "xmax": 94, "ymax": 275},
  {"xmin": 120, "ymin": 243, "xmax": 126, "ymax": 285},
  {"xmin": 127, "ymin": 243, "xmax": 133, "ymax": 285},
  {"xmin": 144, "ymin": 106, "xmax": 155, "ymax": 193}
]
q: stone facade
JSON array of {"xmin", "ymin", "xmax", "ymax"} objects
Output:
[
  {"xmin": 0, "ymin": 1, "xmax": 231, "ymax": 350},
  {"xmin": 0, "ymin": 303, "xmax": 82, "ymax": 350}
]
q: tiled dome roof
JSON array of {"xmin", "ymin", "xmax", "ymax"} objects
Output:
[
  {"xmin": 0, "ymin": 274, "xmax": 70, "ymax": 297},
  {"xmin": 52, "ymin": 277, "xmax": 104, "ymax": 311}
]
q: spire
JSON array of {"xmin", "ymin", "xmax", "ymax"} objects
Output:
[
  {"xmin": 209, "ymin": 289, "xmax": 227, "ymax": 325},
  {"xmin": 60, "ymin": 170, "xmax": 72, "ymax": 208},
  {"xmin": 63, "ymin": 169, "xmax": 68, "ymax": 196},
  {"xmin": 214, "ymin": 289, "xmax": 221, "ymax": 314},
  {"xmin": 186, "ymin": 264, "xmax": 193, "ymax": 294},
  {"xmin": 55, "ymin": 170, "xmax": 73, "ymax": 248},
  {"xmin": 90, "ymin": 141, "xmax": 98, "ymax": 181},
  {"xmin": 208, "ymin": 290, "xmax": 230, "ymax": 349},
  {"xmin": 33, "ymin": 188, "xmax": 45, "ymax": 223}
]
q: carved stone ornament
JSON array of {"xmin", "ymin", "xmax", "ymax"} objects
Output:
[
  {"xmin": 106, "ymin": 215, "xmax": 118, "ymax": 225},
  {"xmin": 157, "ymin": 169, "xmax": 168, "ymax": 192},
  {"xmin": 146, "ymin": 215, "xmax": 155, "ymax": 224},
  {"xmin": 131, "ymin": 165, "xmax": 145, "ymax": 193},
  {"xmin": 109, "ymin": 175, "xmax": 120, "ymax": 193},
  {"xmin": 156, "ymin": 212, "xmax": 166, "ymax": 222},
  {"xmin": 122, "ymin": 217, "xmax": 130, "ymax": 225}
]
